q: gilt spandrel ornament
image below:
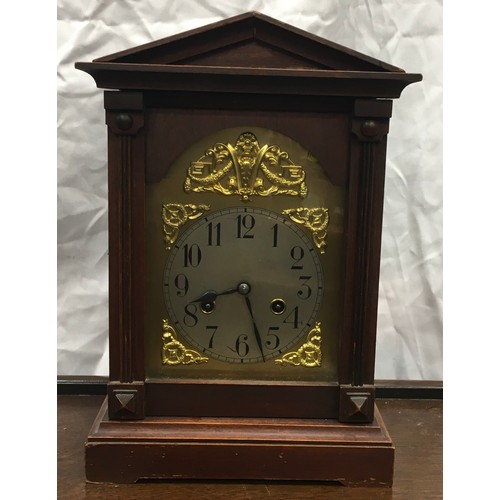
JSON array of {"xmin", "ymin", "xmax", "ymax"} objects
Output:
[
  {"xmin": 282, "ymin": 207, "xmax": 329, "ymax": 254},
  {"xmin": 184, "ymin": 132, "xmax": 308, "ymax": 201},
  {"xmin": 161, "ymin": 319, "xmax": 209, "ymax": 365},
  {"xmin": 275, "ymin": 322, "xmax": 322, "ymax": 367},
  {"xmin": 162, "ymin": 203, "xmax": 210, "ymax": 250}
]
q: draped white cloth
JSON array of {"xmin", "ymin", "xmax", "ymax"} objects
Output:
[{"xmin": 57, "ymin": 0, "xmax": 442, "ymax": 380}]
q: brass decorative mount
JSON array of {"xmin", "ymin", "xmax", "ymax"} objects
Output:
[
  {"xmin": 184, "ymin": 132, "xmax": 308, "ymax": 201},
  {"xmin": 275, "ymin": 322, "xmax": 322, "ymax": 367},
  {"xmin": 162, "ymin": 203, "xmax": 210, "ymax": 250},
  {"xmin": 161, "ymin": 319, "xmax": 209, "ymax": 365},
  {"xmin": 282, "ymin": 208, "xmax": 329, "ymax": 254}
]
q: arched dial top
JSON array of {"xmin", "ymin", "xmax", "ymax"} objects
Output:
[{"xmin": 163, "ymin": 207, "xmax": 324, "ymax": 363}]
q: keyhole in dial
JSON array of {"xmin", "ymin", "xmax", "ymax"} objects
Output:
[
  {"xmin": 201, "ymin": 302, "xmax": 215, "ymax": 314},
  {"xmin": 271, "ymin": 298, "xmax": 286, "ymax": 315}
]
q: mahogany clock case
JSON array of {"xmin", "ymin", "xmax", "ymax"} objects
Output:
[{"xmin": 76, "ymin": 12, "xmax": 422, "ymax": 485}]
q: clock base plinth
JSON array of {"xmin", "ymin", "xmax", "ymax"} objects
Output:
[{"xmin": 85, "ymin": 398, "xmax": 394, "ymax": 486}]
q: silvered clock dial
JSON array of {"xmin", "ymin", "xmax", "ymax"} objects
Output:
[{"xmin": 163, "ymin": 206, "xmax": 323, "ymax": 363}]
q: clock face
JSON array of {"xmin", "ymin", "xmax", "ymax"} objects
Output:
[
  {"xmin": 145, "ymin": 126, "xmax": 346, "ymax": 382},
  {"xmin": 163, "ymin": 206, "xmax": 323, "ymax": 363}
]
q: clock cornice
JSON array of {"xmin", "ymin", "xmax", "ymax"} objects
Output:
[{"xmin": 75, "ymin": 11, "xmax": 421, "ymax": 98}]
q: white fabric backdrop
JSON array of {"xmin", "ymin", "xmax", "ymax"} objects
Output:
[{"xmin": 57, "ymin": 0, "xmax": 442, "ymax": 380}]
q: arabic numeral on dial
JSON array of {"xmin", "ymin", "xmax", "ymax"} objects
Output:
[
  {"xmin": 266, "ymin": 327, "xmax": 280, "ymax": 350},
  {"xmin": 173, "ymin": 273, "xmax": 189, "ymax": 296},
  {"xmin": 206, "ymin": 325, "xmax": 218, "ymax": 348},
  {"xmin": 207, "ymin": 222, "xmax": 221, "ymax": 246},
  {"xmin": 228, "ymin": 334, "xmax": 250, "ymax": 357},
  {"xmin": 283, "ymin": 306, "xmax": 302, "ymax": 329},
  {"xmin": 183, "ymin": 244, "xmax": 202, "ymax": 267},
  {"xmin": 297, "ymin": 275, "xmax": 312, "ymax": 299},
  {"xmin": 236, "ymin": 214, "xmax": 255, "ymax": 239},
  {"xmin": 271, "ymin": 223, "xmax": 278, "ymax": 247},
  {"xmin": 290, "ymin": 246, "xmax": 305, "ymax": 269},
  {"xmin": 183, "ymin": 303, "xmax": 198, "ymax": 327}
]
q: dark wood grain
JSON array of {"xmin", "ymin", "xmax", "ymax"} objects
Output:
[
  {"xmin": 339, "ymin": 101, "xmax": 392, "ymax": 390},
  {"xmin": 85, "ymin": 397, "xmax": 394, "ymax": 485},
  {"xmin": 57, "ymin": 377, "xmax": 444, "ymax": 399},
  {"xmin": 73, "ymin": 11, "xmax": 423, "ymax": 486},
  {"xmin": 106, "ymin": 102, "xmax": 146, "ymax": 385},
  {"xmin": 145, "ymin": 380, "xmax": 338, "ymax": 418},
  {"xmin": 144, "ymin": 100, "xmax": 350, "ymax": 193},
  {"xmin": 58, "ymin": 396, "xmax": 442, "ymax": 499},
  {"xmin": 93, "ymin": 12, "xmax": 403, "ymax": 72},
  {"xmin": 76, "ymin": 12, "xmax": 421, "ymax": 98},
  {"xmin": 75, "ymin": 9, "xmax": 422, "ymax": 422},
  {"xmin": 76, "ymin": 62, "xmax": 420, "ymax": 98}
]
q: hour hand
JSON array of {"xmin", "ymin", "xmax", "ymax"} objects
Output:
[
  {"xmin": 191, "ymin": 290, "xmax": 219, "ymax": 305},
  {"xmin": 191, "ymin": 282, "xmax": 250, "ymax": 313},
  {"xmin": 190, "ymin": 285, "xmax": 240, "ymax": 313},
  {"xmin": 190, "ymin": 290, "xmax": 219, "ymax": 314}
]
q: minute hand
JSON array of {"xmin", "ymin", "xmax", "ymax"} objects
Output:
[{"xmin": 244, "ymin": 295, "xmax": 265, "ymax": 362}]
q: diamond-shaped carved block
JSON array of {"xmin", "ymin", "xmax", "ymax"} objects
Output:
[
  {"xmin": 339, "ymin": 385, "xmax": 375, "ymax": 423},
  {"xmin": 109, "ymin": 390, "xmax": 137, "ymax": 419},
  {"xmin": 115, "ymin": 391, "xmax": 136, "ymax": 413},
  {"xmin": 347, "ymin": 393, "xmax": 369, "ymax": 417},
  {"xmin": 107, "ymin": 382, "xmax": 145, "ymax": 420}
]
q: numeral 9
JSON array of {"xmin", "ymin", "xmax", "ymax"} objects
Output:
[{"xmin": 174, "ymin": 273, "xmax": 189, "ymax": 297}]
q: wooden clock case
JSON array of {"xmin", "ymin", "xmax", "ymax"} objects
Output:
[{"xmin": 76, "ymin": 12, "xmax": 421, "ymax": 486}]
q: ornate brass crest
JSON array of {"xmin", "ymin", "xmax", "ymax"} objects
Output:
[
  {"xmin": 162, "ymin": 203, "xmax": 210, "ymax": 250},
  {"xmin": 184, "ymin": 132, "xmax": 308, "ymax": 201},
  {"xmin": 161, "ymin": 319, "xmax": 208, "ymax": 365},
  {"xmin": 282, "ymin": 207, "xmax": 329, "ymax": 254},
  {"xmin": 275, "ymin": 322, "xmax": 322, "ymax": 367}
]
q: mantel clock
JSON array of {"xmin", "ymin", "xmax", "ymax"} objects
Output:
[{"xmin": 76, "ymin": 12, "xmax": 421, "ymax": 486}]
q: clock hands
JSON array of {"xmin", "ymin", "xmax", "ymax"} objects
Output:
[
  {"xmin": 191, "ymin": 287, "xmax": 235, "ymax": 313},
  {"xmin": 191, "ymin": 282, "xmax": 251, "ymax": 313},
  {"xmin": 243, "ymin": 294, "xmax": 266, "ymax": 363},
  {"xmin": 191, "ymin": 281, "xmax": 265, "ymax": 361}
]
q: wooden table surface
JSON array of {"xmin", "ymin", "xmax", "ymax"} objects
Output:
[{"xmin": 58, "ymin": 396, "xmax": 442, "ymax": 499}]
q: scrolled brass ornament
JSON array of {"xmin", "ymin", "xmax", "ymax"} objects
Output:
[
  {"xmin": 162, "ymin": 203, "xmax": 210, "ymax": 250},
  {"xmin": 282, "ymin": 207, "xmax": 329, "ymax": 254},
  {"xmin": 161, "ymin": 319, "xmax": 209, "ymax": 365},
  {"xmin": 184, "ymin": 132, "xmax": 308, "ymax": 201},
  {"xmin": 275, "ymin": 322, "xmax": 322, "ymax": 367}
]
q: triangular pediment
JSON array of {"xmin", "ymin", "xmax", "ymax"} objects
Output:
[
  {"xmin": 169, "ymin": 39, "xmax": 329, "ymax": 71},
  {"xmin": 76, "ymin": 12, "xmax": 422, "ymax": 98},
  {"xmin": 94, "ymin": 12, "xmax": 402, "ymax": 73}
]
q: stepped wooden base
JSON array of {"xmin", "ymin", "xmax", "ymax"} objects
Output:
[{"xmin": 85, "ymin": 398, "xmax": 394, "ymax": 486}]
